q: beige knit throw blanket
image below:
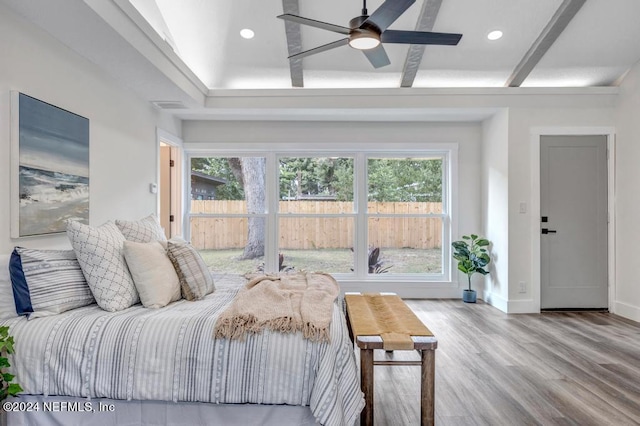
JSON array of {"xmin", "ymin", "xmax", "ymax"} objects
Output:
[{"xmin": 214, "ymin": 272, "xmax": 340, "ymax": 342}]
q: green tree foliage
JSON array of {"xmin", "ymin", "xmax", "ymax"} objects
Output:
[
  {"xmin": 191, "ymin": 156, "xmax": 442, "ymax": 203},
  {"xmin": 279, "ymin": 157, "xmax": 354, "ymax": 200},
  {"xmin": 368, "ymin": 158, "xmax": 442, "ymax": 202},
  {"xmin": 191, "ymin": 158, "xmax": 244, "ymax": 200},
  {"xmin": 332, "ymin": 160, "xmax": 355, "ymax": 201}
]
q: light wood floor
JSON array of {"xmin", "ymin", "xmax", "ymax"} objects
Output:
[{"xmin": 363, "ymin": 299, "xmax": 640, "ymax": 426}]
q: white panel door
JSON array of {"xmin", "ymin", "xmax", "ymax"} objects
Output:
[{"xmin": 540, "ymin": 135, "xmax": 608, "ymax": 310}]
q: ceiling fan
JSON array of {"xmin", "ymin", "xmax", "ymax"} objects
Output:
[{"xmin": 277, "ymin": 0, "xmax": 463, "ymax": 68}]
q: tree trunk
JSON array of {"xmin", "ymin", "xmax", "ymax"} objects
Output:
[
  {"xmin": 239, "ymin": 157, "xmax": 266, "ymax": 259},
  {"xmin": 228, "ymin": 158, "xmax": 244, "ymax": 186}
]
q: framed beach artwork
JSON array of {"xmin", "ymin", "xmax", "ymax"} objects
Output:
[{"xmin": 10, "ymin": 92, "xmax": 90, "ymax": 237}]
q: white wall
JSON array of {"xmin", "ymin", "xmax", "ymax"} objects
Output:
[
  {"xmin": 0, "ymin": 5, "xmax": 181, "ymax": 253},
  {"xmin": 481, "ymin": 109, "xmax": 509, "ymax": 310},
  {"xmin": 479, "ymin": 103, "xmax": 616, "ymax": 314},
  {"xmin": 614, "ymin": 59, "xmax": 640, "ymax": 322},
  {"xmin": 184, "ymin": 120, "xmax": 482, "ymax": 298},
  {"xmin": 507, "ymin": 107, "xmax": 615, "ymax": 313}
]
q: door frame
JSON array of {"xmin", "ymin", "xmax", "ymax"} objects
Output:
[
  {"xmin": 156, "ymin": 128, "xmax": 184, "ymax": 238},
  {"xmin": 530, "ymin": 127, "xmax": 616, "ymax": 313}
]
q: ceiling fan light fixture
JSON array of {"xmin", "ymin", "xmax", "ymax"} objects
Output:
[
  {"xmin": 348, "ymin": 30, "xmax": 381, "ymax": 50},
  {"xmin": 278, "ymin": 0, "xmax": 462, "ymax": 68}
]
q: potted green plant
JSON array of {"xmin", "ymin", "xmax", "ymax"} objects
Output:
[
  {"xmin": 1, "ymin": 326, "xmax": 23, "ymax": 426},
  {"xmin": 452, "ymin": 234, "xmax": 491, "ymax": 303}
]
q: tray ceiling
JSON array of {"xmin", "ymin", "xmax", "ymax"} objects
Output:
[{"xmin": 130, "ymin": 0, "xmax": 640, "ymax": 89}]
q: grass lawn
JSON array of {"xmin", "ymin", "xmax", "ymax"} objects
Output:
[{"xmin": 198, "ymin": 248, "xmax": 442, "ymax": 275}]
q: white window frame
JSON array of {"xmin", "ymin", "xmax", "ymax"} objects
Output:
[
  {"xmin": 276, "ymin": 153, "xmax": 358, "ymax": 275},
  {"xmin": 358, "ymin": 152, "xmax": 451, "ymax": 283},
  {"xmin": 187, "ymin": 153, "xmax": 272, "ymax": 270},
  {"xmin": 185, "ymin": 144, "xmax": 458, "ymax": 290}
]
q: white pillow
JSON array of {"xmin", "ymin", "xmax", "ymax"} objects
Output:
[
  {"xmin": 67, "ymin": 220, "xmax": 139, "ymax": 312},
  {"xmin": 123, "ymin": 241, "xmax": 181, "ymax": 309},
  {"xmin": 116, "ymin": 214, "xmax": 167, "ymax": 243},
  {"xmin": 0, "ymin": 255, "xmax": 18, "ymax": 319}
]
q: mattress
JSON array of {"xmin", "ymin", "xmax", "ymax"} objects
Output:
[{"xmin": 0, "ymin": 274, "xmax": 364, "ymax": 426}]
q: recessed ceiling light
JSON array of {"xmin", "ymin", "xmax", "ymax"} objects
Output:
[
  {"xmin": 487, "ymin": 30, "xmax": 503, "ymax": 41},
  {"xmin": 240, "ymin": 28, "xmax": 255, "ymax": 39}
]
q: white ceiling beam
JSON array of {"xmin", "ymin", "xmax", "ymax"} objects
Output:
[
  {"xmin": 505, "ymin": 0, "xmax": 586, "ymax": 87},
  {"xmin": 282, "ymin": 0, "xmax": 304, "ymax": 87},
  {"xmin": 400, "ymin": 0, "xmax": 442, "ymax": 88}
]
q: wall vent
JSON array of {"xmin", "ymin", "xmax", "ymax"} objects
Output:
[{"xmin": 151, "ymin": 101, "xmax": 187, "ymax": 109}]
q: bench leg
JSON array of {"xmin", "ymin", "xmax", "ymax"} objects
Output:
[
  {"xmin": 360, "ymin": 348, "xmax": 374, "ymax": 426},
  {"xmin": 421, "ymin": 349, "xmax": 435, "ymax": 426}
]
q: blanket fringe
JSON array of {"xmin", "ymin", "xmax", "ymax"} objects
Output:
[
  {"xmin": 268, "ymin": 316, "xmax": 296, "ymax": 334},
  {"xmin": 216, "ymin": 316, "xmax": 331, "ymax": 341},
  {"xmin": 214, "ymin": 314, "xmax": 258, "ymax": 340},
  {"xmin": 303, "ymin": 322, "xmax": 331, "ymax": 342}
]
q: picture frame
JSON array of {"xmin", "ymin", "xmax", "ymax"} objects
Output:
[{"xmin": 10, "ymin": 92, "xmax": 90, "ymax": 238}]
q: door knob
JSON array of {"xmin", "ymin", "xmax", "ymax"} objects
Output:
[{"xmin": 541, "ymin": 229, "xmax": 557, "ymax": 234}]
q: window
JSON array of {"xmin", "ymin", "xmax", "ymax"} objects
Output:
[
  {"xmin": 278, "ymin": 156, "xmax": 355, "ymax": 273},
  {"xmin": 366, "ymin": 157, "xmax": 444, "ymax": 275},
  {"xmin": 190, "ymin": 157, "xmax": 266, "ymax": 274},
  {"xmin": 188, "ymin": 150, "xmax": 452, "ymax": 282}
]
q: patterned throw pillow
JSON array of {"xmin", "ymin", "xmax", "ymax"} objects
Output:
[
  {"xmin": 9, "ymin": 248, "xmax": 95, "ymax": 319},
  {"xmin": 116, "ymin": 214, "xmax": 167, "ymax": 243},
  {"xmin": 67, "ymin": 220, "xmax": 139, "ymax": 312},
  {"xmin": 166, "ymin": 239, "xmax": 215, "ymax": 300}
]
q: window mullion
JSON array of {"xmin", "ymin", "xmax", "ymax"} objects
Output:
[
  {"xmin": 355, "ymin": 153, "xmax": 368, "ymax": 279},
  {"xmin": 266, "ymin": 152, "xmax": 279, "ymax": 273}
]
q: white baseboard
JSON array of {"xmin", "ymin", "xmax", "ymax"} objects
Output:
[
  {"xmin": 507, "ymin": 299, "xmax": 537, "ymax": 313},
  {"xmin": 338, "ymin": 283, "xmax": 541, "ymax": 313},
  {"xmin": 613, "ymin": 301, "xmax": 640, "ymax": 323},
  {"xmin": 482, "ymin": 292, "xmax": 538, "ymax": 314},
  {"xmin": 482, "ymin": 292, "xmax": 508, "ymax": 313},
  {"xmin": 338, "ymin": 281, "xmax": 462, "ymax": 299}
]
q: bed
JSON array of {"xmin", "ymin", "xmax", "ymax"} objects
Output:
[{"xmin": 1, "ymin": 270, "xmax": 364, "ymax": 426}]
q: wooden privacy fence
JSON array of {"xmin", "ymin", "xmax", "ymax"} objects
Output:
[{"xmin": 190, "ymin": 200, "xmax": 443, "ymax": 250}]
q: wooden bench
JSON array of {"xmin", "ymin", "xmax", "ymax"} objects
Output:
[{"xmin": 344, "ymin": 293, "xmax": 438, "ymax": 426}]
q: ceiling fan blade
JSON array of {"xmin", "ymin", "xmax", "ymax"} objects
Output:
[
  {"xmin": 381, "ymin": 30, "xmax": 462, "ymax": 45},
  {"xmin": 362, "ymin": 0, "xmax": 416, "ymax": 32},
  {"xmin": 278, "ymin": 14, "xmax": 350, "ymax": 35},
  {"xmin": 288, "ymin": 38, "xmax": 350, "ymax": 60},
  {"xmin": 362, "ymin": 45, "xmax": 391, "ymax": 69}
]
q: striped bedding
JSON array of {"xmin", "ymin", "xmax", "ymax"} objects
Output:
[{"xmin": 1, "ymin": 274, "xmax": 364, "ymax": 426}]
